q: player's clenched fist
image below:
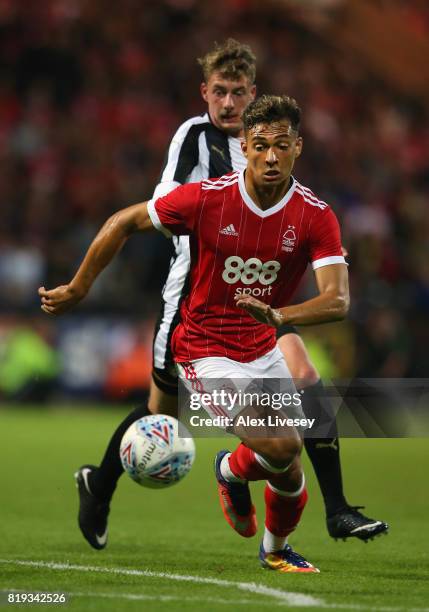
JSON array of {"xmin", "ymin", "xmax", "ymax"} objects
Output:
[
  {"xmin": 234, "ymin": 294, "xmax": 284, "ymax": 328},
  {"xmin": 38, "ymin": 285, "xmax": 86, "ymax": 315}
]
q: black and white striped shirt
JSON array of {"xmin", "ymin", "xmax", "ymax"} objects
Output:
[
  {"xmin": 153, "ymin": 113, "xmax": 246, "ymax": 306},
  {"xmin": 151, "ymin": 113, "xmax": 246, "ymax": 369}
]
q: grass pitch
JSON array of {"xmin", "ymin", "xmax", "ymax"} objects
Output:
[{"xmin": 0, "ymin": 406, "xmax": 428, "ymax": 611}]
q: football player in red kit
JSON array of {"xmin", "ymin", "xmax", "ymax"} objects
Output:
[
  {"xmin": 39, "ymin": 95, "xmax": 349, "ymax": 572},
  {"xmin": 57, "ymin": 39, "xmax": 386, "ymax": 555}
]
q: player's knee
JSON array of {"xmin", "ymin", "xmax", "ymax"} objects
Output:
[
  {"xmin": 277, "ymin": 335, "xmax": 320, "ymax": 387},
  {"xmin": 271, "ymin": 457, "xmax": 303, "ymax": 492},
  {"xmin": 295, "ymin": 363, "xmax": 319, "ymax": 388},
  {"xmin": 261, "ymin": 436, "xmax": 302, "ymax": 469},
  {"xmin": 286, "ymin": 461, "xmax": 304, "ymax": 491}
]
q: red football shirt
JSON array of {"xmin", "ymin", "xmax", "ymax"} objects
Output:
[{"xmin": 147, "ymin": 170, "xmax": 345, "ymax": 363}]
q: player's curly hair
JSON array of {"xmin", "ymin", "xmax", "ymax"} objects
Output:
[
  {"xmin": 242, "ymin": 95, "xmax": 301, "ymax": 133},
  {"xmin": 198, "ymin": 38, "xmax": 256, "ymax": 83}
]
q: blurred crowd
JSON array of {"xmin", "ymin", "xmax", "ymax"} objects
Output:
[{"xmin": 0, "ymin": 0, "xmax": 428, "ymax": 397}]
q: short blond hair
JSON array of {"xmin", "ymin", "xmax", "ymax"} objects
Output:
[{"xmin": 197, "ymin": 38, "xmax": 256, "ymax": 84}]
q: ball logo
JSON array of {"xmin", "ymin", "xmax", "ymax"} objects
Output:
[{"xmin": 137, "ymin": 441, "xmax": 157, "ymax": 470}]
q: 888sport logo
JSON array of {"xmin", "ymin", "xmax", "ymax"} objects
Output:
[{"xmin": 221, "ymin": 256, "xmax": 281, "ymax": 298}]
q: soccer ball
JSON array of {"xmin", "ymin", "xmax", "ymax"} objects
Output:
[{"xmin": 119, "ymin": 414, "xmax": 196, "ymax": 488}]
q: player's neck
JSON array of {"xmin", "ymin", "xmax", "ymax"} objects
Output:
[{"xmin": 245, "ymin": 173, "xmax": 293, "ymax": 210}]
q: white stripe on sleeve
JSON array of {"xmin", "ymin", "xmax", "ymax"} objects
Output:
[
  {"xmin": 312, "ymin": 255, "xmax": 346, "ymax": 270},
  {"xmin": 147, "ymin": 199, "xmax": 172, "ymax": 238}
]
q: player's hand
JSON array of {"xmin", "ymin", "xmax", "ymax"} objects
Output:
[
  {"xmin": 38, "ymin": 284, "xmax": 86, "ymax": 315},
  {"xmin": 234, "ymin": 295, "xmax": 283, "ymax": 328}
]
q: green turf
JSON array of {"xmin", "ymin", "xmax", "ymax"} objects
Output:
[{"xmin": 0, "ymin": 407, "xmax": 428, "ymax": 611}]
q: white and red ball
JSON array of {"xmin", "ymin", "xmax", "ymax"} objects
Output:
[{"xmin": 119, "ymin": 414, "xmax": 195, "ymax": 488}]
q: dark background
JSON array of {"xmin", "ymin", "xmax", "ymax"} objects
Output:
[{"xmin": 0, "ymin": 0, "xmax": 428, "ymax": 401}]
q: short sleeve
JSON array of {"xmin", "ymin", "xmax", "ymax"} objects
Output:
[
  {"xmin": 147, "ymin": 182, "xmax": 201, "ymax": 238},
  {"xmin": 309, "ymin": 207, "xmax": 346, "ymax": 270}
]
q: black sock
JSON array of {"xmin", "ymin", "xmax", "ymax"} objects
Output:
[
  {"xmin": 89, "ymin": 404, "xmax": 151, "ymax": 502},
  {"xmin": 300, "ymin": 380, "xmax": 348, "ymax": 517}
]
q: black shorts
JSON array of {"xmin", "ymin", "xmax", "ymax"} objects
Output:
[
  {"xmin": 276, "ymin": 324, "xmax": 299, "ymax": 339},
  {"xmin": 152, "ymin": 365, "xmax": 179, "ymax": 396},
  {"xmin": 152, "ymin": 307, "xmax": 180, "ymax": 396}
]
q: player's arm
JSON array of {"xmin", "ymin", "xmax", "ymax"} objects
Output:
[
  {"xmin": 38, "ymin": 202, "xmax": 154, "ymax": 315},
  {"xmin": 235, "ymin": 263, "xmax": 349, "ymax": 328}
]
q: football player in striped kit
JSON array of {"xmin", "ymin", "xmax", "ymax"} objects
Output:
[{"xmin": 40, "ymin": 39, "xmax": 387, "ymax": 552}]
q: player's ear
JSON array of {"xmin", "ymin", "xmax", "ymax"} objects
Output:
[
  {"xmin": 200, "ymin": 82, "xmax": 208, "ymax": 102},
  {"xmin": 241, "ymin": 138, "xmax": 248, "ymax": 157},
  {"xmin": 294, "ymin": 136, "xmax": 303, "ymax": 158},
  {"xmin": 250, "ymin": 84, "xmax": 256, "ymax": 101}
]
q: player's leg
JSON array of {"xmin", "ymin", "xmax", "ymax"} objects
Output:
[
  {"xmin": 182, "ymin": 349, "xmax": 317, "ymax": 572},
  {"xmin": 148, "ymin": 377, "xmax": 178, "ymax": 415},
  {"xmin": 75, "ymin": 369, "xmax": 179, "ymax": 550},
  {"xmin": 87, "ymin": 366, "xmax": 178, "ymax": 498},
  {"xmin": 261, "ymin": 456, "xmax": 313, "ymax": 572},
  {"xmin": 277, "ymin": 326, "xmax": 388, "ymax": 541},
  {"xmin": 74, "ymin": 402, "xmax": 151, "ymax": 550},
  {"xmin": 217, "ymin": 432, "xmax": 317, "ymax": 572},
  {"xmin": 277, "ymin": 328, "xmax": 347, "ymax": 515},
  {"xmin": 75, "ymin": 308, "xmax": 180, "ymax": 549}
]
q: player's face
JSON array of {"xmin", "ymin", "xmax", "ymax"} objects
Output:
[
  {"xmin": 242, "ymin": 120, "xmax": 303, "ymax": 187},
  {"xmin": 201, "ymin": 72, "xmax": 256, "ymax": 137}
]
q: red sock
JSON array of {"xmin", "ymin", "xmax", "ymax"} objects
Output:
[
  {"xmin": 264, "ymin": 483, "xmax": 308, "ymax": 537},
  {"xmin": 228, "ymin": 443, "xmax": 273, "ymax": 481}
]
